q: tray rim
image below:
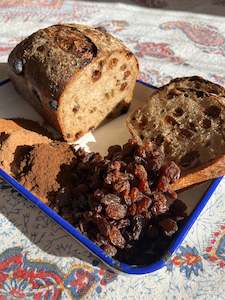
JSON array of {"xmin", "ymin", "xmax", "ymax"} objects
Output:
[{"xmin": 0, "ymin": 78, "xmax": 223, "ymax": 275}]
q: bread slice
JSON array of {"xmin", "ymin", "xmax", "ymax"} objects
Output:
[
  {"xmin": 0, "ymin": 129, "xmax": 51, "ymax": 175},
  {"xmin": 8, "ymin": 24, "xmax": 139, "ymax": 142},
  {"xmin": 127, "ymin": 76, "xmax": 225, "ymax": 190}
]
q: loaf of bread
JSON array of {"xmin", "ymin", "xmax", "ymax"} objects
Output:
[
  {"xmin": 0, "ymin": 119, "xmax": 51, "ymax": 175},
  {"xmin": 8, "ymin": 24, "xmax": 139, "ymax": 142},
  {"xmin": 127, "ymin": 76, "xmax": 225, "ymax": 190}
]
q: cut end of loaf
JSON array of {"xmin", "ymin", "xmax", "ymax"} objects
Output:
[
  {"xmin": 59, "ymin": 51, "xmax": 139, "ymax": 141},
  {"xmin": 128, "ymin": 76, "xmax": 225, "ymax": 176}
]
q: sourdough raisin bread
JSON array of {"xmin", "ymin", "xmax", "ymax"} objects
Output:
[
  {"xmin": 128, "ymin": 76, "xmax": 225, "ymax": 190},
  {"xmin": 8, "ymin": 24, "xmax": 139, "ymax": 142}
]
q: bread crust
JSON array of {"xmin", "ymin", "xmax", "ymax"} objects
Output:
[{"xmin": 171, "ymin": 154, "xmax": 225, "ymax": 190}]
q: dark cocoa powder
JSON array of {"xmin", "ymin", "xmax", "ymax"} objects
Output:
[{"xmin": 14, "ymin": 142, "xmax": 76, "ymax": 203}]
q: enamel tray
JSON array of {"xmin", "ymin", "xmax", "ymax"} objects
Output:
[{"xmin": 0, "ymin": 77, "xmax": 223, "ymax": 275}]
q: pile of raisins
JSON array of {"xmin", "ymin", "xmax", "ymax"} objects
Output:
[{"xmin": 51, "ymin": 139, "xmax": 187, "ymax": 265}]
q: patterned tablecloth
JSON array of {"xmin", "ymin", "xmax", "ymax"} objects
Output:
[{"xmin": 0, "ymin": 1, "xmax": 225, "ymax": 299}]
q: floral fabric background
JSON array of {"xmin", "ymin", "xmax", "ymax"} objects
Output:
[{"xmin": 0, "ymin": 1, "xmax": 225, "ymax": 299}]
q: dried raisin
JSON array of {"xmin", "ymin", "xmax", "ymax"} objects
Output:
[{"xmin": 106, "ymin": 203, "xmax": 127, "ymax": 220}]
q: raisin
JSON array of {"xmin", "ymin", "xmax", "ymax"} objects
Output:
[
  {"xmin": 100, "ymin": 194, "xmax": 120, "ymax": 206},
  {"xmin": 106, "ymin": 203, "xmax": 127, "ymax": 220},
  {"xmin": 109, "ymin": 226, "xmax": 125, "ymax": 248},
  {"xmin": 136, "ymin": 197, "xmax": 152, "ymax": 214},
  {"xmin": 105, "ymin": 93, "xmax": 110, "ymax": 99},
  {"xmin": 109, "ymin": 58, "xmax": 118, "ymax": 68},
  {"xmin": 128, "ymin": 203, "xmax": 137, "ymax": 216},
  {"xmin": 120, "ymin": 64, "xmax": 127, "ymax": 70},
  {"xmin": 73, "ymin": 103, "xmax": 80, "ymax": 113},
  {"xmin": 167, "ymin": 91, "xmax": 175, "ymax": 99},
  {"xmin": 134, "ymin": 164, "xmax": 148, "ymax": 180},
  {"xmin": 180, "ymin": 128, "xmax": 193, "ymax": 138},
  {"xmin": 49, "ymin": 99, "xmax": 58, "ymax": 111},
  {"xmin": 92, "ymin": 70, "xmax": 101, "ymax": 81},
  {"xmin": 96, "ymin": 217, "xmax": 111, "ymax": 237},
  {"xmin": 75, "ymin": 131, "xmax": 83, "ymax": 139},
  {"xmin": 117, "ymin": 219, "xmax": 130, "ymax": 229},
  {"xmin": 174, "ymin": 107, "xmax": 184, "ymax": 117},
  {"xmin": 37, "ymin": 45, "xmax": 45, "ymax": 52},
  {"xmin": 167, "ymin": 89, "xmax": 181, "ymax": 98},
  {"xmin": 139, "ymin": 116, "xmax": 148, "ymax": 128},
  {"xmin": 130, "ymin": 187, "xmax": 140, "ymax": 202},
  {"xmin": 205, "ymin": 105, "xmax": 221, "ymax": 119},
  {"xmin": 151, "ymin": 193, "xmax": 168, "ymax": 215},
  {"xmin": 159, "ymin": 218, "xmax": 178, "ymax": 236},
  {"xmin": 126, "ymin": 52, "xmax": 133, "ymax": 59},
  {"xmin": 114, "ymin": 180, "xmax": 130, "ymax": 194},
  {"xmin": 196, "ymin": 90, "xmax": 204, "ymax": 97},
  {"xmin": 123, "ymin": 71, "xmax": 131, "ymax": 79},
  {"xmin": 189, "ymin": 122, "xmax": 197, "ymax": 132},
  {"xmin": 161, "ymin": 162, "xmax": 180, "ymax": 183},
  {"xmin": 120, "ymin": 82, "xmax": 128, "ymax": 91},
  {"xmin": 139, "ymin": 179, "xmax": 150, "ymax": 193},
  {"xmin": 202, "ymin": 118, "xmax": 211, "ymax": 129},
  {"xmin": 13, "ymin": 58, "xmax": 25, "ymax": 74},
  {"xmin": 155, "ymin": 134, "xmax": 164, "ymax": 146},
  {"xmin": 165, "ymin": 115, "xmax": 179, "ymax": 126}
]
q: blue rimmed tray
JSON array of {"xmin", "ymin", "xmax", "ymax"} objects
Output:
[{"xmin": 0, "ymin": 78, "xmax": 223, "ymax": 275}]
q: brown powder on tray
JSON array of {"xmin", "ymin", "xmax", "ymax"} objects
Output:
[{"xmin": 13, "ymin": 142, "xmax": 76, "ymax": 203}]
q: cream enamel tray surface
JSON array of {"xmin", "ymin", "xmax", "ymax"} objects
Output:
[{"xmin": 0, "ymin": 77, "xmax": 222, "ymax": 275}]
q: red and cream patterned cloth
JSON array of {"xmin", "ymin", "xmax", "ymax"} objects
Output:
[{"xmin": 0, "ymin": 1, "xmax": 225, "ymax": 299}]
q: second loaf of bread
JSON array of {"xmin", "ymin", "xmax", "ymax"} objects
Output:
[{"xmin": 8, "ymin": 24, "xmax": 139, "ymax": 141}]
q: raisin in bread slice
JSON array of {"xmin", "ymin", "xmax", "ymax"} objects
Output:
[
  {"xmin": 127, "ymin": 76, "xmax": 225, "ymax": 190},
  {"xmin": 8, "ymin": 24, "xmax": 139, "ymax": 142}
]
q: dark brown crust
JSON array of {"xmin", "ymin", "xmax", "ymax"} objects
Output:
[
  {"xmin": 8, "ymin": 25, "xmax": 98, "ymax": 100},
  {"xmin": 159, "ymin": 76, "xmax": 225, "ymax": 98}
]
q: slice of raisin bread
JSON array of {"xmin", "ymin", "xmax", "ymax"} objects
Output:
[
  {"xmin": 8, "ymin": 24, "xmax": 139, "ymax": 142},
  {"xmin": 127, "ymin": 76, "xmax": 225, "ymax": 190}
]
